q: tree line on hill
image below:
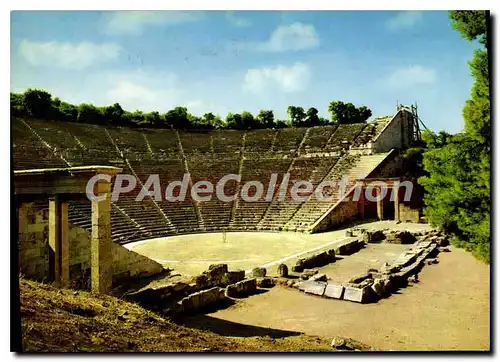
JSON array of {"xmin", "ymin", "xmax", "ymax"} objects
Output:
[
  {"xmin": 419, "ymin": 11, "xmax": 490, "ymax": 262},
  {"xmin": 10, "ymin": 90, "xmax": 372, "ymax": 130}
]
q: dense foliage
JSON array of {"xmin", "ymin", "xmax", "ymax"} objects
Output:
[
  {"xmin": 10, "ymin": 88, "xmax": 372, "ymax": 130},
  {"xmin": 327, "ymin": 101, "xmax": 372, "ymax": 125},
  {"xmin": 419, "ymin": 11, "xmax": 490, "ymax": 262}
]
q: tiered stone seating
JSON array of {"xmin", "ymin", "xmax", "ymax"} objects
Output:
[
  {"xmin": 258, "ymin": 157, "xmax": 327, "ymax": 230},
  {"xmin": 54, "ymin": 121, "xmax": 117, "ymax": 152},
  {"xmin": 113, "ymin": 163, "xmax": 174, "ymax": 238},
  {"xmin": 13, "ymin": 118, "xmax": 393, "ymax": 242},
  {"xmin": 324, "ymin": 123, "xmax": 367, "ymax": 151},
  {"xmin": 68, "ymin": 200, "xmax": 151, "ymax": 244},
  {"xmin": 286, "ymin": 154, "xmax": 360, "ymax": 232},
  {"xmin": 27, "ymin": 120, "xmax": 80, "ymax": 150},
  {"xmin": 230, "ymin": 158, "xmax": 292, "ymax": 231},
  {"xmin": 12, "ymin": 119, "xmax": 67, "ymax": 169},
  {"xmin": 351, "ymin": 116, "xmax": 392, "ymax": 147},
  {"xmin": 244, "ymin": 129, "xmax": 276, "ymax": 155},
  {"xmin": 107, "ymin": 127, "xmax": 150, "ymax": 157},
  {"xmin": 179, "ymin": 131, "xmax": 212, "ymax": 154},
  {"xmin": 62, "ymin": 149, "xmax": 125, "ymax": 167},
  {"xmin": 188, "ymin": 157, "xmax": 239, "ymax": 231},
  {"xmin": 213, "ymin": 130, "xmax": 243, "ymax": 156},
  {"xmin": 131, "ymin": 159, "xmax": 202, "ymax": 234},
  {"xmin": 302, "ymin": 126, "xmax": 337, "ymax": 152},
  {"xmin": 142, "ymin": 129, "xmax": 180, "ymax": 157},
  {"xmin": 273, "ymin": 127, "xmax": 307, "ymax": 154}
]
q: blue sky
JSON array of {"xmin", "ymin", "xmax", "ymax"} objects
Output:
[{"xmin": 10, "ymin": 10, "xmax": 480, "ymax": 133}]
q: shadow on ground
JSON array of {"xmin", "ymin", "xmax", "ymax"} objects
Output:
[{"xmin": 175, "ymin": 314, "xmax": 303, "ymax": 338}]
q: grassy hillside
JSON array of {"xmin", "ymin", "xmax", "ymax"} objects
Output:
[{"xmin": 18, "ymin": 278, "xmax": 348, "ymax": 352}]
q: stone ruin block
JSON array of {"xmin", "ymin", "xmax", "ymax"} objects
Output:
[
  {"xmin": 324, "ymin": 283, "xmax": 345, "ymax": 299},
  {"xmin": 300, "ymin": 280, "xmax": 327, "ymax": 296},
  {"xmin": 348, "ymin": 272, "xmax": 372, "ymax": 284},
  {"xmin": 204, "ymin": 264, "xmax": 229, "ymax": 286},
  {"xmin": 335, "ymin": 239, "xmax": 363, "ymax": 256},
  {"xmin": 256, "ymin": 277, "xmax": 275, "ymax": 288},
  {"xmin": 221, "ymin": 270, "xmax": 245, "ymax": 286},
  {"xmin": 225, "ymin": 278, "xmax": 257, "ymax": 298},
  {"xmin": 363, "ymin": 230, "xmax": 385, "ymax": 243},
  {"xmin": 300, "ymin": 269, "xmax": 318, "ymax": 280},
  {"xmin": 343, "ymin": 286, "xmax": 371, "ymax": 303},
  {"xmin": 309, "ymin": 273, "xmax": 328, "ymax": 282},
  {"xmin": 277, "ymin": 263, "xmax": 289, "ymax": 277},
  {"xmin": 179, "ymin": 287, "xmax": 225, "ymax": 313},
  {"xmin": 248, "ymin": 267, "xmax": 266, "ymax": 278},
  {"xmin": 293, "ymin": 250, "xmax": 336, "ymax": 273}
]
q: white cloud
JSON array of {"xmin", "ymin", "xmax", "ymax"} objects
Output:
[
  {"xmin": 18, "ymin": 39, "xmax": 122, "ymax": 70},
  {"xmin": 243, "ymin": 62, "xmax": 311, "ymax": 93},
  {"xmin": 103, "ymin": 11, "xmax": 203, "ymax": 35},
  {"xmin": 239, "ymin": 22, "xmax": 319, "ymax": 52},
  {"xmin": 225, "ymin": 11, "xmax": 252, "ymax": 27},
  {"xmin": 387, "ymin": 65, "xmax": 437, "ymax": 87},
  {"xmin": 104, "ymin": 69, "xmax": 181, "ymax": 112},
  {"xmin": 386, "ymin": 11, "xmax": 423, "ymax": 31}
]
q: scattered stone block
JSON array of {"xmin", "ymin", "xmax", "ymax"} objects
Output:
[
  {"xmin": 309, "ymin": 273, "xmax": 328, "ymax": 282},
  {"xmin": 179, "ymin": 287, "xmax": 225, "ymax": 313},
  {"xmin": 335, "ymin": 239, "xmax": 362, "ymax": 255},
  {"xmin": 301, "ymin": 281, "xmax": 327, "ymax": 296},
  {"xmin": 205, "ymin": 264, "xmax": 229, "ymax": 286},
  {"xmin": 343, "ymin": 286, "xmax": 371, "ymax": 303},
  {"xmin": 358, "ymin": 278, "xmax": 374, "ymax": 289},
  {"xmin": 348, "ymin": 272, "xmax": 372, "ymax": 284},
  {"xmin": 249, "ymin": 267, "xmax": 267, "ymax": 278},
  {"xmin": 277, "ymin": 264, "xmax": 288, "ymax": 277},
  {"xmin": 256, "ymin": 277, "xmax": 275, "ymax": 288},
  {"xmin": 221, "ymin": 270, "xmax": 245, "ymax": 286},
  {"xmin": 327, "ymin": 249, "xmax": 336, "ymax": 262},
  {"xmin": 225, "ymin": 278, "xmax": 257, "ymax": 298},
  {"xmin": 324, "ymin": 283, "xmax": 344, "ymax": 299},
  {"xmin": 439, "ymin": 247, "xmax": 451, "ymax": 252},
  {"xmin": 371, "ymin": 278, "xmax": 385, "ymax": 298},
  {"xmin": 300, "ymin": 269, "xmax": 318, "ymax": 280}
]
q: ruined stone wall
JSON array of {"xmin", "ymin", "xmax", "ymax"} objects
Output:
[
  {"xmin": 18, "ymin": 203, "xmax": 50, "ymax": 281},
  {"xmin": 312, "ymin": 196, "xmax": 359, "ymax": 233},
  {"xmin": 18, "ymin": 203, "xmax": 164, "ymax": 287}
]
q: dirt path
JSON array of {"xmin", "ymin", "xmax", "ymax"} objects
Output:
[{"xmin": 204, "ymin": 246, "xmax": 490, "ymax": 351}]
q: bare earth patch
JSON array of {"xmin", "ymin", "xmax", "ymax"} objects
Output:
[{"xmin": 203, "ymin": 246, "xmax": 490, "ymax": 351}]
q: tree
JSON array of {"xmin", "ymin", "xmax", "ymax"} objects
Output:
[
  {"xmin": 287, "ymin": 106, "xmax": 306, "ymax": 126},
  {"xmin": 305, "ymin": 107, "xmax": 320, "ymax": 126},
  {"xmin": 164, "ymin": 106, "xmax": 190, "ymax": 129},
  {"xmin": 327, "ymin": 101, "xmax": 372, "ymax": 124},
  {"xmin": 419, "ymin": 11, "xmax": 490, "ymax": 262},
  {"xmin": 255, "ymin": 110, "xmax": 275, "ymax": 129},
  {"xmin": 10, "ymin": 93, "xmax": 25, "ymax": 117},
  {"xmin": 144, "ymin": 111, "xmax": 163, "ymax": 128},
  {"xmin": 23, "ymin": 88, "xmax": 53, "ymax": 119},
  {"xmin": 104, "ymin": 103, "xmax": 125, "ymax": 125},
  {"xmin": 57, "ymin": 101, "xmax": 78, "ymax": 122},
  {"xmin": 225, "ymin": 112, "xmax": 243, "ymax": 130},
  {"xmin": 77, "ymin": 103, "xmax": 105, "ymax": 124},
  {"xmin": 240, "ymin": 111, "xmax": 255, "ymax": 129}
]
